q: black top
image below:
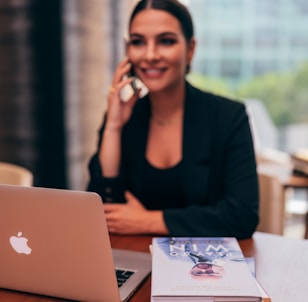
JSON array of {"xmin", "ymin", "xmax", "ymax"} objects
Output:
[
  {"xmin": 87, "ymin": 82, "xmax": 259, "ymax": 239},
  {"xmin": 142, "ymin": 159, "xmax": 186, "ymax": 210}
]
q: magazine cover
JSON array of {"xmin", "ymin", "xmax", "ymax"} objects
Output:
[{"xmin": 151, "ymin": 237, "xmax": 262, "ymax": 302}]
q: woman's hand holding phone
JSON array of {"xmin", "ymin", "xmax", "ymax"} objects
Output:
[
  {"xmin": 120, "ymin": 61, "xmax": 148, "ymax": 102},
  {"xmin": 105, "ymin": 58, "xmax": 141, "ymax": 130}
]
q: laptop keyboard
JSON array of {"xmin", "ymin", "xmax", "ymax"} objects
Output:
[{"xmin": 115, "ymin": 269, "xmax": 135, "ymax": 288}]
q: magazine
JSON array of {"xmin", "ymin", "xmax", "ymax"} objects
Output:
[{"xmin": 151, "ymin": 237, "xmax": 263, "ymax": 302}]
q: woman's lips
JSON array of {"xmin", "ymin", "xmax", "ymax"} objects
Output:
[{"xmin": 141, "ymin": 67, "xmax": 167, "ymax": 79}]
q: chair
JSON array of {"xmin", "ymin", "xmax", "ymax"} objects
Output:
[
  {"xmin": 257, "ymin": 172, "xmax": 285, "ymax": 235},
  {"xmin": 0, "ymin": 162, "xmax": 33, "ymax": 186}
]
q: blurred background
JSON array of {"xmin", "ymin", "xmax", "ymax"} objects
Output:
[{"xmin": 0, "ymin": 0, "xmax": 307, "ymax": 192}]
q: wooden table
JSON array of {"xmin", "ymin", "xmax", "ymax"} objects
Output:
[
  {"xmin": 282, "ymin": 174, "xmax": 308, "ymax": 188},
  {"xmin": 258, "ymin": 162, "xmax": 308, "ymax": 238},
  {"xmin": 282, "ymin": 174, "xmax": 308, "ymax": 239},
  {"xmin": 1, "ymin": 232, "xmax": 308, "ymax": 302}
]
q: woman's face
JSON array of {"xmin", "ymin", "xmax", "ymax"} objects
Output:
[{"xmin": 127, "ymin": 9, "xmax": 195, "ymax": 93}]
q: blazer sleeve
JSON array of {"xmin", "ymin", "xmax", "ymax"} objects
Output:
[
  {"xmin": 86, "ymin": 114, "xmax": 126, "ymax": 203},
  {"xmin": 163, "ymin": 100, "xmax": 259, "ymax": 239},
  {"xmin": 87, "ymin": 97, "xmax": 150, "ymax": 203}
]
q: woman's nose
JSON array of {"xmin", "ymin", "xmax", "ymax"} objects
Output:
[{"xmin": 144, "ymin": 43, "xmax": 160, "ymax": 61}]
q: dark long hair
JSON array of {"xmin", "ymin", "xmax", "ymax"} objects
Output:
[{"xmin": 129, "ymin": 0, "xmax": 194, "ymax": 43}]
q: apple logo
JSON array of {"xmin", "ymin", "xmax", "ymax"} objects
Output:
[{"xmin": 9, "ymin": 232, "xmax": 32, "ymax": 255}]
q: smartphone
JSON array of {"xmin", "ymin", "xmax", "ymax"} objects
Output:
[
  {"xmin": 120, "ymin": 64, "xmax": 149, "ymax": 102},
  {"xmin": 128, "ymin": 66, "xmax": 138, "ymax": 94}
]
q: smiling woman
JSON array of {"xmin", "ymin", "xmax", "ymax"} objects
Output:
[
  {"xmin": 87, "ymin": 0, "xmax": 259, "ymax": 239},
  {"xmin": 126, "ymin": 8, "xmax": 195, "ymax": 94}
]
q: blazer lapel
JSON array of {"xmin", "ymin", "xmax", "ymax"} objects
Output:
[{"xmin": 182, "ymin": 83, "xmax": 215, "ymax": 204}]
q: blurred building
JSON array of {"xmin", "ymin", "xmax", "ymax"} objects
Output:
[{"xmin": 188, "ymin": 0, "xmax": 308, "ymax": 87}]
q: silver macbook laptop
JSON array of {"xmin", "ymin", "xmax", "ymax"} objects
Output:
[{"xmin": 0, "ymin": 184, "xmax": 151, "ymax": 302}]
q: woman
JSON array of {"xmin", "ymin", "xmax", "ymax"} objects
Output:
[{"xmin": 87, "ymin": 0, "xmax": 259, "ymax": 239}]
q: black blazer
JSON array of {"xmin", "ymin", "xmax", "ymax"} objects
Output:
[{"xmin": 87, "ymin": 82, "xmax": 259, "ymax": 239}]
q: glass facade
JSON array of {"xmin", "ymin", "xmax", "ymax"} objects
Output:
[{"xmin": 187, "ymin": 0, "xmax": 308, "ymax": 87}]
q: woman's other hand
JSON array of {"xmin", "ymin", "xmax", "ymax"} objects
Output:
[{"xmin": 104, "ymin": 191, "xmax": 168, "ymax": 235}]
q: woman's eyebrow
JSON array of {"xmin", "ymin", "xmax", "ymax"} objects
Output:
[
  {"xmin": 157, "ymin": 32, "xmax": 178, "ymax": 38},
  {"xmin": 129, "ymin": 31, "xmax": 178, "ymax": 39},
  {"xmin": 129, "ymin": 33, "xmax": 144, "ymax": 39}
]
